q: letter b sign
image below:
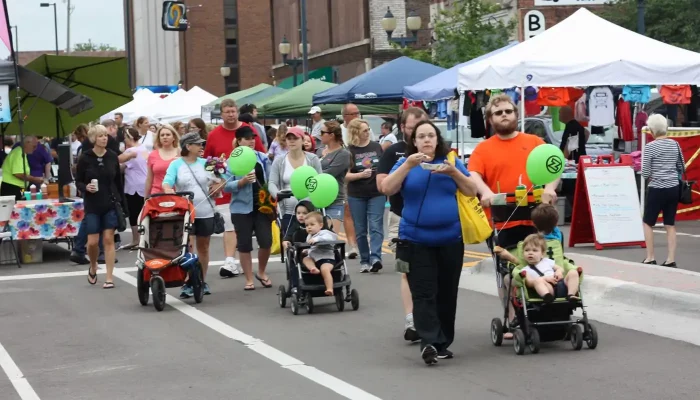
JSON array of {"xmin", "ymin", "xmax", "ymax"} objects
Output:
[{"xmin": 524, "ymin": 11, "xmax": 545, "ymax": 40}]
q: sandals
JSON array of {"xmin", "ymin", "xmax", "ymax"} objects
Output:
[
  {"xmin": 566, "ymin": 294, "xmax": 580, "ymax": 303},
  {"xmin": 244, "ymin": 283, "xmax": 255, "ymax": 291},
  {"xmin": 87, "ymin": 268, "xmax": 97, "ymax": 285},
  {"xmin": 103, "ymin": 282, "xmax": 115, "ymax": 289},
  {"xmin": 255, "ymin": 274, "xmax": 272, "ymax": 288}
]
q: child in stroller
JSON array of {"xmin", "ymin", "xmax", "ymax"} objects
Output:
[
  {"xmin": 490, "ymin": 203, "xmax": 597, "ymax": 354},
  {"xmin": 276, "ymin": 191, "xmax": 359, "ymax": 315},
  {"xmin": 301, "ymin": 211, "xmax": 338, "ymax": 296}
]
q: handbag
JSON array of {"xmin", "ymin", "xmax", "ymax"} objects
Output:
[
  {"xmin": 447, "ymin": 152, "xmax": 493, "ymax": 244},
  {"xmin": 111, "ymin": 195, "xmax": 128, "ymax": 232},
  {"xmin": 675, "ymin": 142, "xmax": 695, "ymax": 205},
  {"xmin": 270, "ymin": 220, "xmax": 281, "ymax": 255},
  {"xmin": 185, "ymin": 162, "xmax": 226, "ymax": 235}
]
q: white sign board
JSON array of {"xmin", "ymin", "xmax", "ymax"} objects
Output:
[
  {"xmin": 583, "ymin": 166, "xmax": 645, "ymax": 244},
  {"xmin": 524, "ymin": 11, "xmax": 545, "ymax": 40},
  {"xmin": 0, "ymin": 85, "xmax": 10, "ymax": 123},
  {"xmin": 201, "ymin": 105, "xmax": 214, "ymax": 123},
  {"xmin": 534, "ymin": 0, "xmax": 608, "ymax": 6}
]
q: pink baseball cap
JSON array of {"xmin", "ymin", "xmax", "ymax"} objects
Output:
[{"xmin": 286, "ymin": 127, "xmax": 305, "ymax": 138}]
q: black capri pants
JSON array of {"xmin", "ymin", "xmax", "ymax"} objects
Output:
[
  {"xmin": 231, "ymin": 211, "xmax": 273, "ymax": 252},
  {"xmin": 643, "ymin": 185, "xmax": 680, "ymax": 226},
  {"xmin": 125, "ymin": 193, "xmax": 144, "ymax": 227}
]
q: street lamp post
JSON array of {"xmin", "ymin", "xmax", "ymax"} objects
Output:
[
  {"xmin": 10, "ymin": 25, "xmax": 17, "ymax": 54},
  {"xmin": 40, "ymin": 3, "xmax": 59, "ymax": 55},
  {"xmin": 381, "ymin": 7, "xmax": 422, "ymax": 49},
  {"xmin": 278, "ymin": 36, "xmax": 310, "ymax": 87},
  {"xmin": 220, "ymin": 63, "xmax": 231, "ymax": 94}
]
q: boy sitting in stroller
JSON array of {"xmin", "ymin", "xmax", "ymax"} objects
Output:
[
  {"xmin": 301, "ymin": 211, "xmax": 338, "ymax": 296},
  {"xmin": 493, "ymin": 204, "xmax": 580, "ymax": 303}
]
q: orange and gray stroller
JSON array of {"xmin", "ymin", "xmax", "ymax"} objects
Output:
[{"xmin": 135, "ymin": 192, "xmax": 204, "ymax": 311}]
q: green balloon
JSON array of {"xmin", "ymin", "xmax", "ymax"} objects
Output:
[
  {"xmin": 308, "ymin": 173, "xmax": 339, "ymax": 209},
  {"xmin": 290, "ymin": 166, "xmax": 318, "ymax": 199},
  {"xmin": 526, "ymin": 144, "xmax": 565, "ymax": 186},
  {"xmin": 228, "ymin": 146, "xmax": 257, "ymax": 176}
]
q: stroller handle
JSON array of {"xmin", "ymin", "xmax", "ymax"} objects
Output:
[
  {"xmin": 276, "ymin": 190, "xmax": 294, "ymax": 201},
  {"xmin": 148, "ymin": 192, "xmax": 195, "ymax": 201}
]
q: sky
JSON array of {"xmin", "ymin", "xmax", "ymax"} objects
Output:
[{"xmin": 5, "ymin": 0, "xmax": 125, "ymax": 55}]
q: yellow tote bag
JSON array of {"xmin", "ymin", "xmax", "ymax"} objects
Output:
[
  {"xmin": 270, "ymin": 221, "xmax": 281, "ymax": 255},
  {"xmin": 447, "ymin": 152, "xmax": 493, "ymax": 244}
]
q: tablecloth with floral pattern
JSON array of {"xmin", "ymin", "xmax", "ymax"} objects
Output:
[{"xmin": 2, "ymin": 199, "xmax": 84, "ymax": 240}]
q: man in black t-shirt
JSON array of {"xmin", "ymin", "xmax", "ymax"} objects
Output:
[
  {"xmin": 558, "ymin": 106, "xmax": 588, "ymax": 162},
  {"xmin": 376, "ymin": 107, "xmax": 428, "ymax": 342}
]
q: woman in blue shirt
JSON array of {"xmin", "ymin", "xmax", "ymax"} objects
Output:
[{"xmin": 381, "ymin": 120, "xmax": 477, "ymax": 365}]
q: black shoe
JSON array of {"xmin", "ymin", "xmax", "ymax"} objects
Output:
[
  {"xmin": 370, "ymin": 261, "xmax": 383, "ymax": 273},
  {"xmin": 421, "ymin": 345, "xmax": 438, "ymax": 365},
  {"xmin": 404, "ymin": 327, "xmax": 420, "ymax": 342},
  {"xmin": 69, "ymin": 253, "xmax": 90, "ymax": 265},
  {"xmin": 642, "ymin": 259, "xmax": 657, "ymax": 265},
  {"xmin": 437, "ymin": 349, "xmax": 454, "ymax": 359},
  {"xmin": 662, "ymin": 261, "xmax": 677, "ymax": 268}
]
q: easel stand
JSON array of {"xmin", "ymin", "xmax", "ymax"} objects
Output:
[{"xmin": 569, "ymin": 155, "xmax": 646, "ymax": 250}]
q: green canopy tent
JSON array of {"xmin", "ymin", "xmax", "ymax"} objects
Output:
[
  {"xmin": 259, "ymin": 80, "xmax": 397, "ymax": 118},
  {"xmin": 206, "ymin": 83, "xmax": 272, "ymax": 109},
  {"xmin": 207, "ymin": 85, "xmax": 286, "ymax": 121},
  {"xmin": 3, "ymin": 55, "xmax": 131, "ymax": 137}
]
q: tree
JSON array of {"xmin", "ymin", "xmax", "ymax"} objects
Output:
[
  {"xmin": 599, "ymin": 0, "xmax": 700, "ymax": 52},
  {"xmin": 397, "ymin": 0, "xmax": 517, "ymax": 68},
  {"xmin": 73, "ymin": 39, "xmax": 118, "ymax": 52}
]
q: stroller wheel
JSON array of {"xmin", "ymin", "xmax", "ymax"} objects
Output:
[
  {"xmin": 335, "ymin": 290, "xmax": 345, "ymax": 312},
  {"xmin": 490, "ymin": 318, "xmax": 503, "ymax": 346},
  {"xmin": 192, "ymin": 265, "xmax": 204, "ymax": 304},
  {"xmin": 136, "ymin": 268, "xmax": 149, "ymax": 306},
  {"xmin": 291, "ymin": 294, "xmax": 300, "ymax": 315},
  {"xmin": 570, "ymin": 324, "xmax": 583, "ymax": 351},
  {"xmin": 585, "ymin": 323, "xmax": 598, "ymax": 350},
  {"xmin": 350, "ymin": 289, "xmax": 359, "ymax": 311},
  {"xmin": 278, "ymin": 285, "xmax": 287, "ymax": 308},
  {"xmin": 528, "ymin": 328, "xmax": 541, "ymax": 354},
  {"xmin": 151, "ymin": 276, "xmax": 166, "ymax": 312},
  {"xmin": 306, "ymin": 295, "xmax": 314, "ymax": 314},
  {"xmin": 513, "ymin": 329, "xmax": 526, "ymax": 355}
]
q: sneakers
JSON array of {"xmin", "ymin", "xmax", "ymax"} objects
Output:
[
  {"xmin": 348, "ymin": 246, "xmax": 359, "ymax": 259},
  {"xmin": 203, "ymin": 282, "xmax": 211, "ymax": 295},
  {"xmin": 360, "ymin": 264, "xmax": 371, "ymax": 273},
  {"xmin": 421, "ymin": 345, "xmax": 438, "ymax": 365},
  {"xmin": 370, "ymin": 261, "xmax": 383, "ymax": 273},
  {"xmin": 404, "ymin": 314, "xmax": 420, "ymax": 342},
  {"xmin": 219, "ymin": 258, "xmax": 241, "ymax": 278},
  {"xmin": 437, "ymin": 349, "xmax": 454, "ymax": 359},
  {"xmin": 180, "ymin": 284, "xmax": 193, "ymax": 298}
]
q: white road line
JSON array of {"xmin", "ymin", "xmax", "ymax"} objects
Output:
[
  {"xmin": 653, "ymin": 229, "xmax": 700, "ymax": 238},
  {"xmin": 112, "ymin": 270, "xmax": 382, "ymax": 400},
  {"xmin": 0, "ymin": 340, "xmax": 40, "ymax": 400}
]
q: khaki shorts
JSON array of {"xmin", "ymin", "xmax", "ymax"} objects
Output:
[{"xmin": 215, "ymin": 204, "xmax": 235, "ymax": 232}]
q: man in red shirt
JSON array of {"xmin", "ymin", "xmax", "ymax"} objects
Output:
[{"xmin": 204, "ymin": 98, "xmax": 264, "ymax": 277}]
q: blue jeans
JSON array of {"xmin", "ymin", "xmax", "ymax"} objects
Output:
[{"xmin": 347, "ymin": 196, "xmax": 385, "ymax": 265}]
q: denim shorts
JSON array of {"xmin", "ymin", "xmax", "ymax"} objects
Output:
[
  {"xmin": 84, "ymin": 209, "xmax": 119, "ymax": 235},
  {"xmin": 324, "ymin": 203, "xmax": 345, "ymax": 222}
]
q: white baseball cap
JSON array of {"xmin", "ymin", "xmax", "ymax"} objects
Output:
[{"xmin": 308, "ymin": 106, "xmax": 322, "ymax": 114}]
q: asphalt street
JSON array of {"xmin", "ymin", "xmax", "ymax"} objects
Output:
[{"xmin": 0, "ymin": 236, "xmax": 699, "ymax": 400}]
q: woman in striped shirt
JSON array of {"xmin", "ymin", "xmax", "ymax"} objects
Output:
[{"xmin": 641, "ymin": 114, "xmax": 685, "ymax": 267}]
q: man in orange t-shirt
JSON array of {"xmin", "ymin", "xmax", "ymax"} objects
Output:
[{"xmin": 468, "ymin": 93, "xmax": 560, "ymax": 338}]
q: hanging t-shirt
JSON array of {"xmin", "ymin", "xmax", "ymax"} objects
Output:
[
  {"xmin": 616, "ymin": 98, "xmax": 634, "ymax": 141},
  {"xmin": 504, "ymin": 88, "xmax": 520, "ymax": 104},
  {"xmin": 537, "ymin": 88, "xmax": 570, "ymax": 107},
  {"xmin": 660, "ymin": 85, "xmax": 692, "ymax": 105},
  {"xmin": 588, "ymin": 87, "xmax": 615, "ymax": 126},
  {"xmin": 622, "ymin": 85, "xmax": 651, "ymax": 103}
]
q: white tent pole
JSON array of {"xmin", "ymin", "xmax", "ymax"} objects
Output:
[
  {"xmin": 640, "ymin": 122, "xmax": 646, "ymax": 215},
  {"xmin": 520, "ymin": 83, "xmax": 525, "ymax": 131}
]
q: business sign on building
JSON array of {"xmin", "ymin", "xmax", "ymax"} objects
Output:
[
  {"xmin": 534, "ymin": 0, "xmax": 608, "ymax": 6},
  {"xmin": 162, "ymin": 1, "xmax": 188, "ymax": 31},
  {"xmin": 524, "ymin": 10, "xmax": 546, "ymax": 40},
  {"xmin": 278, "ymin": 67, "xmax": 335, "ymax": 89}
]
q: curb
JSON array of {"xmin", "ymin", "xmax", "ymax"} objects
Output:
[{"xmin": 469, "ymin": 258, "xmax": 700, "ymax": 319}]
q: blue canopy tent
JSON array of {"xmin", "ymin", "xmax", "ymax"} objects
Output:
[
  {"xmin": 402, "ymin": 41, "xmax": 519, "ymax": 101},
  {"xmin": 312, "ymin": 56, "xmax": 444, "ymax": 105}
]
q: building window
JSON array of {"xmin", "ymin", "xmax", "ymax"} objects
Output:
[{"xmin": 223, "ymin": 0, "xmax": 239, "ymax": 91}]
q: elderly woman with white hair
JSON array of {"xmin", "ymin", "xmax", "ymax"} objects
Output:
[{"xmin": 641, "ymin": 114, "xmax": 686, "ymax": 268}]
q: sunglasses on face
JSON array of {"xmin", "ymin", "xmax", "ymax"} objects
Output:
[{"xmin": 493, "ymin": 109, "xmax": 515, "ymax": 116}]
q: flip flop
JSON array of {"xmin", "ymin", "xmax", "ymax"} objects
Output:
[
  {"xmin": 103, "ymin": 282, "xmax": 115, "ymax": 289},
  {"xmin": 87, "ymin": 268, "xmax": 97, "ymax": 285},
  {"xmin": 255, "ymin": 274, "xmax": 272, "ymax": 288},
  {"xmin": 244, "ymin": 283, "xmax": 255, "ymax": 291}
]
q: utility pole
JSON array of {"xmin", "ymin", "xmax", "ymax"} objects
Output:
[
  {"xmin": 636, "ymin": 0, "xmax": 645, "ymax": 35},
  {"xmin": 65, "ymin": 0, "xmax": 73, "ymax": 53},
  {"xmin": 300, "ymin": 0, "xmax": 309, "ymax": 82}
]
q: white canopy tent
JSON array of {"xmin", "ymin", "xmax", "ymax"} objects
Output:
[
  {"xmin": 457, "ymin": 8, "xmax": 700, "ymax": 91},
  {"xmin": 156, "ymin": 86, "xmax": 217, "ymax": 124},
  {"xmin": 145, "ymin": 88, "xmax": 188, "ymax": 121},
  {"xmin": 100, "ymin": 88, "xmax": 162, "ymax": 124}
]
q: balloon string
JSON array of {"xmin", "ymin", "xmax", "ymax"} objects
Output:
[
  {"xmin": 192, "ymin": 174, "xmax": 235, "ymax": 210},
  {"xmin": 493, "ymin": 184, "xmax": 534, "ymax": 237}
]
